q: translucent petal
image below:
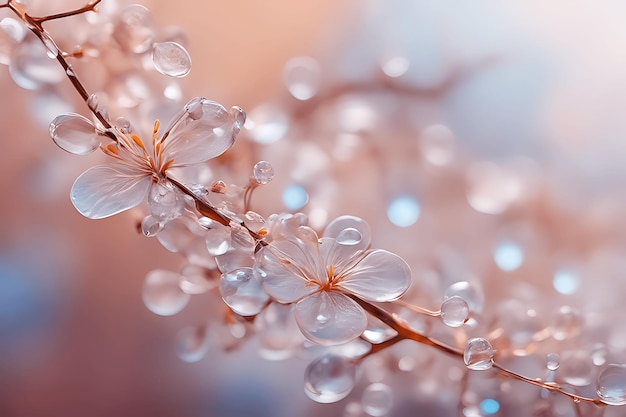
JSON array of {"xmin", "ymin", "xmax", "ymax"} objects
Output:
[
  {"xmin": 160, "ymin": 98, "xmax": 245, "ymax": 166},
  {"xmin": 319, "ymin": 237, "xmax": 364, "ymax": 276},
  {"xmin": 254, "ymin": 243, "xmax": 317, "ymax": 303},
  {"xmin": 152, "ymin": 41, "xmax": 191, "ymax": 77},
  {"xmin": 295, "ymin": 291, "xmax": 367, "ymax": 345},
  {"xmin": 49, "ymin": 113, "xmax": 102, "ymax": 155},
  {"xmin": 338, "ymin": 249, "xmax": 411, "ymax": 302},
  {"xmin": 323, "ymin": 215, "xmax": 371, "ymax": 251},
  {"xmin": 70, "ymin": 165, "xmax": 151, "ymax": 219}
]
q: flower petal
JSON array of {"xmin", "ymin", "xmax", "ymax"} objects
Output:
[
  {"xmin": 70, "ymin": 164, "xmax": 151, "ymax": 219},
  {"xmin": 161, "ymin": 98, "xmax": 245, "ymax": 166},
  {"xmin": 295, "ymin": 291, "xmax": 367, "ymax": 346},
  {"xmin": 254, "ymin": 242, "xmax": 317, "ymax": 303},
  {"xmin": 323, "ymin": 215, "xmax": 371, "ymax": 251},
  {"xmin": 338, "ymin": 249, "xmax": 411, "ymax": 302}
]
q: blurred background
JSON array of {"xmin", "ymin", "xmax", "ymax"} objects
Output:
[{"xmin": 3, "ymin": 0, "xmax": 626, "ymax": 416}]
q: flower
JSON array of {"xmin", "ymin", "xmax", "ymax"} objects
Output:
[
  {"xmin": 55, "ymin": 98, "xmax": 245, "ymax": 219},
  {"xmin": 254, "ymin": 215, "xmax": 412, "ymax": 345}
]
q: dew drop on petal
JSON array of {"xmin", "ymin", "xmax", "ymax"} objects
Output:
[
  {"xmin": 304, "ymin": 355, "xmax": 356, "ymax": 403},
  {"xmin": 387, "ymin": 196, "xmax": 420, "ymax": 227},
  {"xmin": 142, "ymin": 270, "xmax": 190, "ymax": 316},
  {"xmin": 546, "ymin": 353, "xmax": 560, "ymax": 371},
  {"xmin": 141, "ymin": 215, "xmax": 162, "ymax": 237},
  {"xmin": 440, "ymin": 295, "xmax": 469, "ymax": 328},
  {"xmin": 219, "ymin": 267, "xmax": 269, "ymax": 316},
  {"xmin": 174, "ymin": 325, "xmax": 210, "ymax": 363},
  {"xmin": 597, "ymin": 364, "xmax": 626, "ymax": 406},
  {"xmin": 152, "ymin": 41, "xmax": 191, "ymax": 77},
  {"xmin": 464, "ymin": 337, "xmax": 494, "ymax": 370},
  {"xmin": 49, "ymin": 113, "xmax": 101, "ymax": 155},
  {"xmin": 336, "ymin": 228, "xmax": 362, "ymax": 246},
  {"xmin": 246, "ymin": 104, "xmax": 288, "ymax": 144},
  {"xmin": 361, "ymin": 383, "xmax": 394, "ymax": 417},
  {"xmin": 253, "ymin": 161, "xmax": 274, "ymax": 184},
  {"xmin": 283, "ymin": 56, "xmax": 321, "ymax": 101}
]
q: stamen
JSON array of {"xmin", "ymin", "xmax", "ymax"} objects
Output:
[
  {"xmin": 328, "ymin": 265, "xmax": 334, "ymax": 280},
  {"xmin": 161, "ymin": 159, "xmax": 175, "ymax": 172},
  {"xmin": 131, "ymin": 134, "xmax": 146, "ymax": 151}
]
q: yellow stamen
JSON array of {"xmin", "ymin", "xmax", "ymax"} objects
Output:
[
  {"xmin": 258, "ymin": 228, "xmax": 268, "ymax": 237},
  {"xmin": 328, "ymin": 265, "xmax": 334, "ymax": 280},
  {"xmin": 131, "ymin": 135, "xmax": 146, "ymax": 151},
  {"xmin": 106, "ymin": 143, "xmax": 119, "ymax": 155}
]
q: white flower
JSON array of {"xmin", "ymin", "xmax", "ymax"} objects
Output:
[
  {"xmin": 55, "ymin": 98, "xmax": 245, "ymax": 219},
  {"xmin": 254, "ymin": 215, "xmax": 412, "ymax": 345}
]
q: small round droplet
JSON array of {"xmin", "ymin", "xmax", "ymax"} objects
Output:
[
  {"xmin": 336, "ymin": 228, "xmax": 362, "ymax": 246},
  {"xmin": 283, "ymin": 56, "xmax": 321, "ymax": 101},
  {"xmin": 219, "ymin": 267, "xmax": 269, "ymax": 316},
  {"xmin": 49, "ymin": 113, "xmax": 101, "ymax": 155},
  {"xmin": 142, "ymin": 269, "xmax": 190, "ymax": 316},
  {"xmin": 152, "ymin": 41, "xmax": 191, "ymax": 77},
  {"xmin": 141, "ymin": 215, "xmax": 162, "ymax": 237},
  {"xmin": 304, "ymin": 355, "xmax": 356, "ymax": 403},
  {"xmin": 546, "ymin": 353, "xmax": 561, "ymax": 371},
  {"xmin": 597, "ymin": 364, "xmax": 626, "ymax": 406},
  {"xmin": 387, "ymin": 196, "xmax": 420, "ymax": 227},
  {"xmin": 440, "ymin": 295, "xmax": 469, "ymax": 327},
  {"xmin": 464, "ymin": 337, "xmax": 494, "ymax": 370},
  {"xmin": 174, "ymin": 325, "xmax": 210, "ymax": 363},
  {"xmin": 253, "ymin": 161, "xmax": 274, "ymax": 184},
  {"xmin": 361, "ymin": 383, "xmax": 394, "ymax": 417}
]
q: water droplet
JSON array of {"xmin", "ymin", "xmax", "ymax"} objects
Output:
[
  {"xmin": 361, "ymin": 383, "xmax": 393, "ymax": 417},
  {"xmin": 205, "ymin": 227, "xmax": 231, "ymax": 256},
  {"xmin": 304, "ymin": 355, "xmax": 356, "ymax": 403},
  {"xmin": 445, "ymin": 281, "xmax": 484, "ymax": 314},
  {"xmin": 49, "ymin": 113, "xmax": 101, "ymax": 155},
  {"xmin": 174, "ymin": 325, "xmax": 210, "ymax": 363},
  {"xmin": 597, "ymin": 364, "xmax": 626, "ymax": 405},
  {"xmin": 9, "ymin": 41, "xmax": 64, "ymax": 89},
  {"xmin": 141, "ymin": 215, "xmax": 162, "ymax": 237},
  {"xmin": 553, "ymin": 267, "xmax": 580, "ymax": 295},
  {"xmin": 464, "ymin": 337, "xmax": 494, "ymax": 370},
  {"xmin": 149, "ymin": 182, "xmax": 184, "ymax": 220},
  {"xmin": 152, "ymin": 41, "xmax": 191, "ymax": 77},
  {"xmin": 40, "ymin": 31, "xmax": 59, "ymax": 58},
  {"xmin": 219, "ymin": 267, "xmax": 269, "ymax": 316},
  {"xmin": 546, "ymin": 353, "xmax": 561, "ymax": 371},
  {"xmin": 560, "ymin": 350, "xmax": 593, "ymax": 386},
  {"xmin": 87, "ymin": 93, "xmax": 99, "ymax": 113},
  {"xmin": 493, "ymin": 241, "xmax": 524, "ymax": 271},
  {"xmin": 142, "ymin": 269, "xmax": 190, "ymax": 316},
  {"xmin": 246, "ymin": 104, "xmax": 288, "ymax": 144},
  {"xmin": 419, "ymin": 124, "xmax": 455, "ymax": 166},
  {"xmin": 440, "ymin": 295, "xmax": 469, "ymax": 327},
  {"xmin": 336, "ymin": 228, "xmax": 363, "ymax": 246},
  {"xmin": 283, "ymin": 184, "xmax": 308, "ymax": 211},
  {"xmin": 114, "ymin": 4, "xmax": 156, "ymax": 54},
  {"xmin": 550, "ymin": 305, "xmax": 583, "ymax": 341},
  {"xmin": 253, "ymin": 161, "xmax": 274, "ymax": 184},
  {"xmin": 387, "ymin": 196, "xmax": 420, "ymax": 227},
  {"xmin": 283, "ymin": 56, "xmax": 321, "ymax": 101}
]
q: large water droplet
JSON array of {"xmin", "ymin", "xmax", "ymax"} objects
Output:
[
  {"xmin": 253, "ymin": 161, "xmax": 274, "ymax": 184},
  {"xmin": 206, "ymin": 227, "xmax": 231, "ymax": 256},
  {"xmin": 220, "ymin": 267, "xmax": 269, "ymax": 316},
  {"xmin": 336, "ymin": 228, "xmax": 362, "ymax": 246},
  {"xmin": 440, "ymin": 295, "xmax": 469, "ymax": 327},
  {"xmin": 174, "ymin": 325, "xmax": 210, "ymax": 363},
  {"xmin": 142, "ymin": 269, "xmax": 190, "ymax": 316},
  {"xmin": 152, "ymin": 41, "xmax": 191, "ymax": 77},
  {"xmin": 9, "ymin": 41, "xmax": 64, "ymax": 89},
  {"xmin": 597, "ymin": 364, "xmax": 626, "ymax": 406},
  {"xmin": 114, "ymin": 4, "xmax": 156, "ymax": 54},
  {"xmin": 304, "ymin": 355, "xmax": 356, "ymax": 403},
  {"xmin": 361, "ymin": 383, "xmax": 393, "ymax": 417},
  {"xmin": 464, "ymin": 337, "xmax": 494, "ymax": 370},
  {"xmin": 49, "ymin": 113, "xmax": 101, "ymax": 155},
  {"xmin": 283, "ymin": 56, "xmax": 321, "ymax": 101},
  {"xmin": 546, "ymin": 353, "xmax": 561, "ymax": 371}
]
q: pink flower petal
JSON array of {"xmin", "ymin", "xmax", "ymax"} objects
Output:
[
  {"xmin": 161, "ymin": 98, "xmax": 244, "ymax": 167},
  {"xmin": 295, "ymin": 291, "xmax": 367, "ymax": 346},
  {"xmin": 70, "ymin": 164, "xmax": 151, "ymax": 219},
  {"xmin": 323, "ymin": 215, "xmax": 371, "ymax": 251},
  {"xmin": 337, "ymin": 249, "xmax": 411, "ymax": 302}
]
